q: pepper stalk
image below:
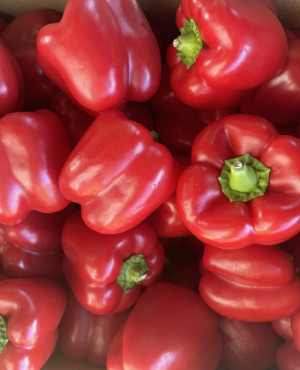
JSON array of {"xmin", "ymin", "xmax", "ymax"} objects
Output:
[{"xmin": 218, "ymin": 153, "xmax": 271, "ymax": 202}]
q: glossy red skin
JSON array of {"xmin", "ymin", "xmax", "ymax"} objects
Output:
[
  {"xmin": 176, "ymin": 0, "xmax": 287, "ymax": 90},
  {"xmin": 291, "ymin": 309, "xmax": 300, "ymax": 352},
  {"xmin": 51, "ymin": 91, "xmax": 93, "ymax": 148},
  {"xmin": 240, "ymin": 31, "xmax": 300, "ymax": 127},
  {"xmin": 107, "ymin": 282, "xmax": 222, "ymax": 370},
  {"xmin": 0, "ymin": 277, "xmax": 66, "ymax": 369},
  {"xmin": 1, "ymin": 9, "xmax": 61, "ymax": 109},
  {"xmin": 36, "ymin": 0, "xmax": 161, "ymax": 113},
  {"xmin": 202, "ymin": 244, "xmax": 295, "ymax": 287},
  {"xmin": 200, "ymin": 243, "xmax": 300, "ymax": 321},
  {"xmin": 177, "ymin": 114, "xmax": 300, "ymax": 248},
  {"xmin": 146, "ymin": 192, "xmax": 190, "ymax": 238},
  {"xmin": 59, "ymin": 110, "xmax": 178, "ymax": 234},
  {"xmin": 58, "ymin": 292, "xmax": 130, "ymax": 367},
  {"xmin": 0, "ymin": 206, "xmax": 76, "ymax": 278},
  {"xmin": 272, "ymin": 316, "xmax": 294, "ymax": 341},
  {"xmin": 168, "ymin": 44, "xmax": 253, "ymax": 110},
  {"xmin": 218, "ymin": 317, "xmax": 280, "ymax": 370},
  {"xmin": 199, "ymin": 272, "xmax": 300, "ymax": 322},
  {"xmin": 0, "ymin": 39, "xmax": 24, "ymax": 116},
  {"xmin": 276, "ymin": 341, "xmax": 300, "ymax": 370},
  {"xmin": 61, "ymin": 211, "xmax": 165, "ymax": 314},
  {"xmin": 0, "ymin": 109, "xmax": 71, "ymax": 225}
]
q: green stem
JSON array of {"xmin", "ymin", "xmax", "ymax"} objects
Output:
[
  {"xmin": 117, "ymin": 254, "xmax": 149, "ymax": 292},
  {"xmin": 0, "ymin": 315, "xmax": 8, "ymax": 354},
  {"xmin": 173, "ymin": 18, "xmax": 203, "ymax": 69},
  {"xmin": 218, "ymin": 153, "xmax": 271, "ymax": 202}
]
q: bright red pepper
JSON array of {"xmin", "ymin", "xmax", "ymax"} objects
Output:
[
  {"xmin": 240, "ymin": 30, "xmax": 300, "ymax": 127},
  {"xmin": 177, "ymin": 114, "xmax": 300, "ymax": 249},
  {"xmin": 199, "ymin": 243, "xmax": 300, "ymax": 321},
  {"xmin": 168, "ymin": 0, "xmax": 287, "ymax": 109},
  {"xmin": 0, "ymin": 109, "xmax": 71, "ymax": 225},
  {"xmin": 1, "ymin": 9, "xmax": 61, "ymax": 110},
  {"xmin": 61, "ymin": 211, "xmax": 165, "ymax": 314},
  {"xmin": 0, "ymin": 38, "xmax": 24, "ymax": 116},
  {"xmin": 36, "ymin": 0, "xmax": 161, "ymax": 113},
  {"xmin": 107, "ymin": 282, "xmax": 222, "ymax": 370},
  {"xmin": 0, "ymin": 205, "xmax": 76, "ymax": 279},
  {"xmin": 167, "ymin": 42, "xmax": 252, "ymax": 110},
  {"xmin": 58, "ymin": 291, "xmax": 130, "ymax": 367},
  {"xmin": 59, "ymin": 110, "xmax": 178, "ymax": 234},
  {"xmin": 218, "ymin": 316, "xmax": 280, "ymax": 370},
  {"xmin": 0, "ymin": 276, "xmax": 66, "ymax": 369}
]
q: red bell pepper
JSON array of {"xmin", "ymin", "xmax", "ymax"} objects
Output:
[
  {"xmin": 59, "ymin": 110, "xmax": 178, "ymax": 234},
  {"xmin": 0, "ymin": 39, "xmax": 24, "ymax": 116},
  {"xmin": 199, "ymin": 243, "xmax": 300, "ymax": 321},
  {"xmin": 169, "ymin": 0, "xmax": 287, "ymax": 109},
  {"xmin": 107, "ymin": 282, "xmax": 222, "ymax": 370},
  {"xmin": 240, "ymin": 30, "xmax": 300, "ymax": 127},
  {"xmin": 1, "ymin": 9, "xmax": 61, "ymax": 110},
  {"xmin": 0, "ymin": 205, "xmax": 76, "ymax": 279},
  {"xmin": 0, "ymin": 276, "xmax": 66, "ymax": 369},
  {"xmin": 275, "ymin": 341, "xmax": 300, "ymax": 370},
  {"xmin": 58, "ymin": 291, "xmax": 130, "ymax": 367},
  {"xmin": 177, "ymin": 113, "xmax": 300, "ymax": 248},
  {"xmin": 0, "ymin": 109, "xmax": 71, "ymax": 225},
  {"xmin": 51, "ymin": 91, "xmax": 93, "ymax": 148},
  {"xmin": 218, "ymin": 316, "xmax": 280, "ymax": 370},
  {"xmin": 36, "ymin": 0, "xmax": 161, "ymax": 113},
  {"xmin": 167, "ymin": 42, "xmax": 253, "ymax": 110},
  {"xmin": 61, "ymin": 211, "xmax": 165, "ymax": 314}
]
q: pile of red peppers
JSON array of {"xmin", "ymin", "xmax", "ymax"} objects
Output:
[{"xmin": 1, "ymin": 0, "xmax": 300, "ymax": 368}]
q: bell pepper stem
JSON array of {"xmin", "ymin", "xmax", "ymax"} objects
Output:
[
  {"xmin": 117, "ymin": 254, "xmax": 149, "ymax": 292},
  {"xmin": 218, "ymin": 153, "xmax": 271, "ymax": 202},
  {"xmin": 0, "ymin": 315, "xmax": 8, "ymax": 354},
  {"xmin": 173, "ymin": 18, "xmax": 203, "ymax": 69},
  {"xmin": 229, "ymin": 161, "xmax": 258, "ymax": 193}
]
